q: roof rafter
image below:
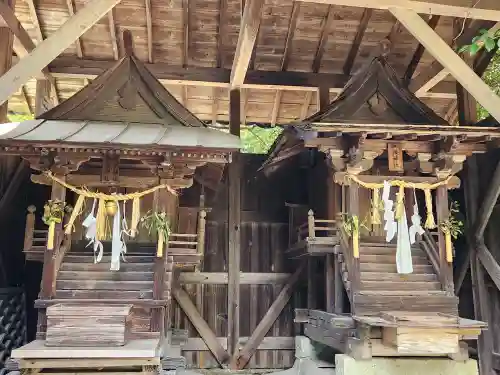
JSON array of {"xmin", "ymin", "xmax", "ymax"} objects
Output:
[
  {"xmin": 108, "ymin": 9, "xmax": 119, "ymax": 60},
  {"xmin": 0, "ymin": 0, "xmax": 59, "ymax": 103},
  {"xmin": 390, "ymin": 7, "xmax": 500, "ymax": 123},
  {"xmin": 182, "ymin": 0, "xmax": 189, "ymax": 107},
  {"xmin": 271, "ymin": 2, "xmax": 300, "ymax": 126},
  {"xmin": 404, "ymin": 14, "xmax": 440, "ymax": 83},
  {"xmin": 409, "ymin": 21, "xmax": 500, "ymax": 95},
  {"xmin": 212, "ymin": 0, "xmax": 226, "ymax": 125},
  {"xmin": 300, "ymin": 0, "xmax": 500, "ymax": 22},
  {"xmin": 343, "ymin": 8, "xmax": 372, "ymax": 76},
  {"xmin": 230, "ymin": 0, "xmax": 264, "ymax": 89},
  {"xmin": 145, "ymin": 0, "xmax": 153, "ymax": 63},
  {"xmin": 46, "ymin": 57, "xmax": 457, "ymax": 98}
]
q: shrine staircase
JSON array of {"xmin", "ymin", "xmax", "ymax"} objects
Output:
[{"xmin": 337, "ymin": 230, "xmax": 459, "ymax": 317}]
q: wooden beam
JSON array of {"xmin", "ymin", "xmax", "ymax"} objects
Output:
[
  {"xmin": 179, "ymin": 272, "xmax": 291, "ymax": 284},
  {"xmin": 107, "ymin": 9, "xmax": 119, "ymax": 60},
  {"xmin": 463, "ymin": 156, "xmax": 494, "ymax": 375},
  {"xmin": 64, "ymin": 0, "xmax": 84, "ymax": 58},
  {"xmin": 271, "ymin": 1, "xmax": 300, "ymax": 126},
  {"xmin": 235, "ymin": 262, "xmax": 305, "ymax": 369},
  {"xmin": 21, "ymin": 85, "xmax": 33, "ymax": 115},
  {"xmin": 0, "ymin": 0, "xmax": 53, "ymax": 83},
  {"xmin": 300, "ymin": 0, "xmax": 500, "ymax": 21},
  {"xmin": 0, "ymin": 0, "xmax": 14, "ymax": 122},
  {"xmin": 172, "ymin": 285, "xmax": 230, "ymax": 366},
  {"xmin": 343, "ymin": 8, "xmax": 372, "ymax": 76},
  {"xmin": 391, "ymin": 8, "xmax": 500, "ymax": 122},
  {"xmin": 35, "ymin": 79, "xmax": 55, "ymax": 117},
  {"xmin": 144, "ymin": 0, "xmax": 153, "ymax": 63},
  {"xmin": 45, "ymin": 57, "xmax": 456, "ymax": 98},
  {"xmin": 410, "ymin": 21, "xmax": 500, "ymax": 96},
  {"xmin": 313, "ymin": 5, "xmax": 335, "ymax": 74},
  {"xmin": 473, "ymin": 161, "xmax": 500, "ymax": 240},
  {"xmin": 0, "ymin": 0, "xmax": 123, "ymax": 107},
  {"xmin": 227, "ymin": 89, "xmax": 241, "ymax": 363},
  {"xmin": 230, "ymin": 0, "xmax": 264, "ymax": 89},
  {"xmin": 477, "ymin": 244, "xmax": 500, "ymax": 291}
]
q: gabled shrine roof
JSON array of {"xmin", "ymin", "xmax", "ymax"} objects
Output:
[
  {"xmin": 299, "ymin": 56, "xmax": 448, "ymax": 127},
  {"xmin": 260, "ymin": 55, "xmax": 500, "ymax": 175},
  {"xmin": 0, "ymin": 31, "xmax": 240, "ymax": 152}
]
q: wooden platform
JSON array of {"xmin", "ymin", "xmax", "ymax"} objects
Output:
[{"xmin": 11, "ymin": 339, "xmax": 161, "ymax": 359}]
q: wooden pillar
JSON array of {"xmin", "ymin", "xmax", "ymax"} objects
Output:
[
  {"xmin": 465, "ymin": 157, "xmax": 494, "ymax": 375},
  {"xmin": 35, "ymin": 79, "xmax": 55, "ymax": 117},
  {"xmin": 436, "ymin": 186, "xmax": 453, "ymax": 294},
  {"xmin": 0, "ymin": 0, "xmax": 15, "ymax": 122},
  {"xmin": 227, "ymin": 89, "xmax": 241, "ymax": 364},
  {"xmin": 40, "ymin": 176, "xmax": 66, "ymax": 298},
  {"xmin": 151, "ymin": 189, "xmax": 176, "ymax": 335},
  {"xmin": 318, "ymin": 85, "xmax": 330, "ymax": 112}
]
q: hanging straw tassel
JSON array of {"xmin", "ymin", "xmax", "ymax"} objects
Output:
[
  {"xmin": 371, "ymin": 188, "xmax": 381, "ymax": 225},
  {"xmin": 64, "ymin": 195, "xmax": 85, "ymax": 235},
  {"xmin": 395, "ymin": 185, "xmax": 405, "ymax": 220},
  {"xmin": 47, "ymin": 221, "xmax": 56, "ymax": 250},
  {"xmin": 352, "ymin": 216, "xmax": 359, "ymax": 258},
  {"xmin": 130, "ymin": 197, "xmax": 141, "ymax": 238},
  {"xmin": 445, "ymin": 231, "xmax": 453, "ymax": 262},
  {"xmin": 157, "ymin": 231, "xmax": 164, "ymax": 258},
  {"xmin": 96, "ymin": 199, "xmax": 108, "ymax": 241},
  {"xmin": 424, "ymin": 189, "xmax": 436, "ymax": 229}
]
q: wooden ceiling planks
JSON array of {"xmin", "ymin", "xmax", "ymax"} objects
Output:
[{"xmin": 5, "ymin": 0, "xmax": 486, "ymax": 124}]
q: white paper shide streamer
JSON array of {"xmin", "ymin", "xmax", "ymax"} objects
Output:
[{"xmin": 382, "ymin": 181, "xmax": 397, "ymax": 242}]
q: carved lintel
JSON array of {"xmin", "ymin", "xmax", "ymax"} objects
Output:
[
  {"xmin": 23, "ymin": 155, "xmax": 52, "ymax": 172},
  {"xmin": 433, "ymin": 154, "xmax": 466, "ymax": 179},
  {"xmin": 346, "ymin": 150, "xmax": 380, "ymax": 175},
  {"xmin": 51, "ymin": 155, "xmax": 90, "ymax": 175},
  {"xmin": 101, "ymin": 154, "xmax": 120, "ymax": 184},
  {"xmin": 437, "ymin": 135, "xmax": 460, "ymax": 154}
]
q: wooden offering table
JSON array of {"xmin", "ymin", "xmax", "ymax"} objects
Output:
[{"xmin": 11, "ymin": 339, "xmax": 161, "ymax": 375}]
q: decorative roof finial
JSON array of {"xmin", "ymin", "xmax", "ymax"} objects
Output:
[{"xmin": 123, "ymin": 30, "xmax": 134, "ymax": 57}]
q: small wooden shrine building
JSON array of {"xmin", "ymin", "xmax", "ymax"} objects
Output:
[
  {"xmin": 0, "ymin": 31, "xmax": 240, "ymax": 375},
  {"xmin": 261, "ymin": 53, "xmax": 500, "ymax": 364}
]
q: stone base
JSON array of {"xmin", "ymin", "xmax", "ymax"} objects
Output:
[{"xmin": 336, "ymin": 354, "xmax": 478, "ymax": 375}]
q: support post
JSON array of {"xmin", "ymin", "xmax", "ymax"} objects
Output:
[
  {"xmin": 436, "ymin": 186, "xmax": 453, "ymax": 294},
  {"xmin": 41, "ymin": 175, "xmax": 66, "ymax": 298},
  {"xmin": 0, "ymin": 0, "xmax": 15, "ymax": 122},
  {"xmin": 464, "ymin": 157, "xmax": 494, "ymax": 375},
  {"xmin": 227, "ymin": 89, "xmax": 241, "ymax": 365}
]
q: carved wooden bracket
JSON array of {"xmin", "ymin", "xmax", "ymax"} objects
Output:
[
  {"xmin": 101, "ymin": 154, "xmax": 120, "ymax": 184},
  {"xmin": 23, "ymin": 151, "xmax": 90, "ymax": 175},
  {"xmin": 417, "ymin": 152, "xmax": 466, "ymax": 178}
]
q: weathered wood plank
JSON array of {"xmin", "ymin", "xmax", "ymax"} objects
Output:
[
  {"xmin": 0, "ymin": 0, "xmax": 123, "ymax": 106},
  {"xmin": 235, "ymin": 262, "xmax": 305, "ymax": 369},
  {"xmin": 178, "ymin": 272, "xmax": 291, "ymax": 284},
  {"xmin": 45, "ymin": 304, "xmax": 132, "ymax": 347},
  {"xmin": 172, "ymin": 286, "xmax": 229, "ymax": 366}
]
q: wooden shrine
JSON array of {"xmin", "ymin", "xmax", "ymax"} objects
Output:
[
  {"xmin": 2, "ymin": 31, "xmax": 239, "ymax": 375},
  {"xmin": 263, "ymin": 55, "xmax": 500, "ymax": 360}
]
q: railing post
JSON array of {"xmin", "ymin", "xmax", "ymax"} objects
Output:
[
  {"xmin": 348, "ymin": 184, "xmax": 361, "ymax": 294},
  {"xmin": 23, "ymin": 205, "xmax": 36, "ymax": 253},
  {"xmin": 307, "ymin": 209, "xmax": 315, "ymax": 239},
  {"xmin": 436, "ymin": 186, "xmax": 454, "ymax": 293},
  {"xmin": 197, "ymin": 209, "xmax": 207, "ymax": 259}
]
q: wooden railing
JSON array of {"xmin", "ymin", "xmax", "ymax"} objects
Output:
[
  {"xmin": 293, "ymin": 210, "xmax": 338, "ymax": 244},
  {"xmin": 419, "ymin": 228, "xmax": 454, "ymax": 293},
  {"xmin": 23, "ymin": 206, "xmax": 46, "ymax": 262},
  {"xmin": 23, "ymin": 204, "xmax": 208, "ymax": 266},
  {"xmin": 337, "ymin": 219, "xmax": 359, "ymax": 299}
]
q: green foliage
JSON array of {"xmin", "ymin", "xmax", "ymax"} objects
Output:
[
  {"xmin": 478, "ymin": 52, "xmax": 500, "ymax": 120},
  {"xmin": 7, "ymin": 112, "xmax": 34, "ymax": 122},
  {"xmin": 458, "ymin": 29, "xmax": 500, "ymax": 55},
  {"xmin": 439, "ymin": 201, "xmax": 464, "ymax": 240},
  {"xmin": 340, "ymin": 213, "xmax": 368, "ymax": 237},
  {"xmin": 140, "ymin": 210, "xmax": 171, "ymax": 242},
  {"xmin": 240, "ymin": 126, "xmax": 282, "ymax": 154}
]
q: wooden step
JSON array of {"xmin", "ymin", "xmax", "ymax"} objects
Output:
[
  {"xmin": 360, "ymin": 272, "xmax": 438, "ymax": 282},
  {"xmin": 360, "ymin": 280, "xmax": 442, "ymax": 291},
  {"xmin": 353, "ymin": 292, "xmax": 458, "ymax": 316},
  {"xmin": 64, "ymin": 255, "xmax": 154, "ymax": 263},
  {"xmin": 61, "ymin": 262, "xmax": 152, "ymax": 272},
  {"xmin": 360, "ymin": 263, "xmax": 434, "ymax": 273},
  {"xmin": 56, "ymin": 280, "xmax": 152, "ymax": 291},
  {"xmin": 360, "ymin": 241, "xmax": 396, "ymax": 247},
  {"xmin": 55, "ymin": 289, "xmax": 153, "ymax": 299},
  {"xmin": 58, "ymin": 271, "xmax": 154, "ymax": 281},
  {"xmin": 360, "ymin": 246, "xmax": 425, "ymax": 256},
  {"xmin": 359, "ymin": 254, "xmax": 430, "ymax": 265}
]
